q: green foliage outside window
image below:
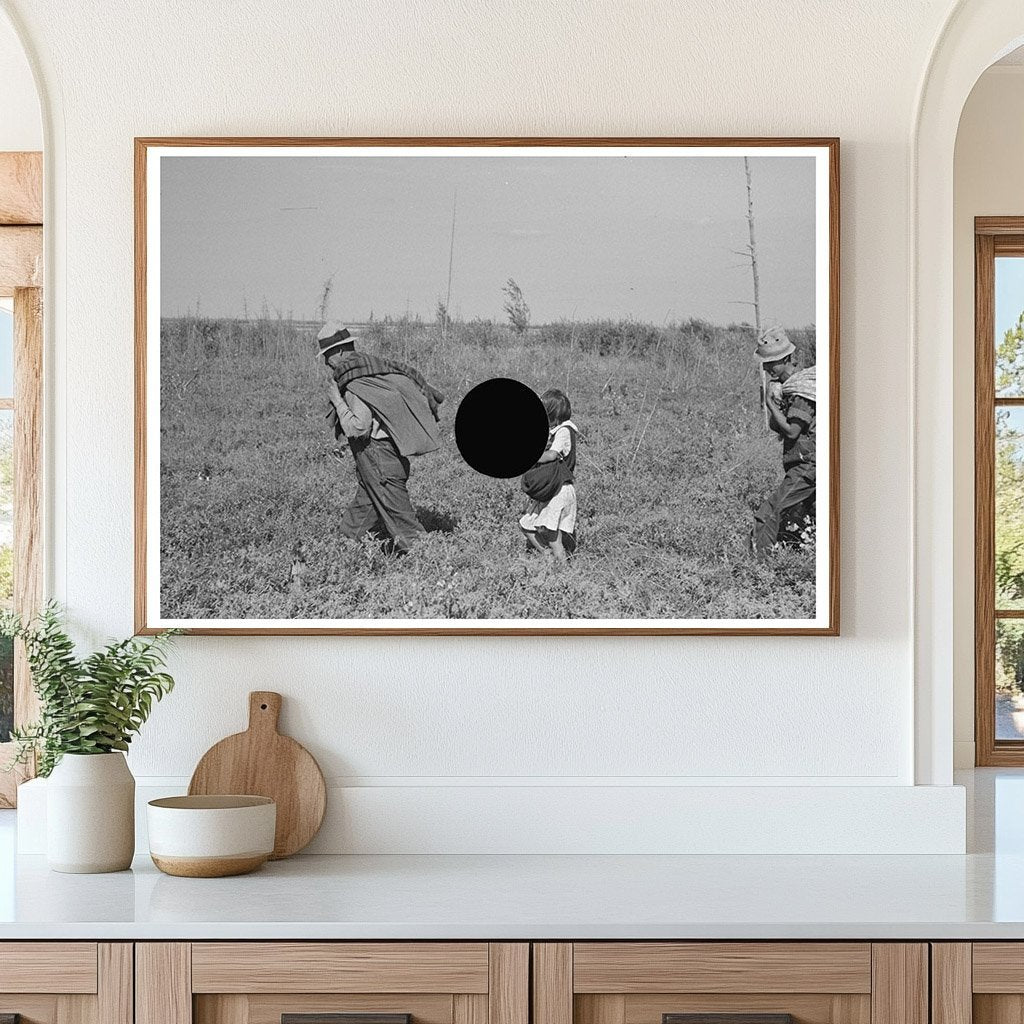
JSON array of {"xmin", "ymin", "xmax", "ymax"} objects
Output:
[
  {"xmin": 995, "ymin": 312, "xmax": 1024, "ymax": 694},
  {"xmin": 997, "ymin": 310, "xmax": 1024, "ymax": 396},
  {"xmin": 0, "ymin": 634, "xmax": 11, "ymax": 742},
  {"xmin": 0, "ymin": 414, "xmax": 13, "ymax": 740},
  {"xmin": 996, "ymin": 409, "xmax": 1024, "ymax": 608}
]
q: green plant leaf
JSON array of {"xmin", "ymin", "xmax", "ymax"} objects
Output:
[{"xmin": 2, "ymin": 603, "xmax": 179, "ymax": 776}]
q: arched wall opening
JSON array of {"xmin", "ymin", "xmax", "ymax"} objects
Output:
[
  {"xmin": 914, "ymin": 1, "xmax": 1024, "ymax": 785},
  {"xmin": 952, "ymin": 47, "xmax": 1024, "ymax": 767}
]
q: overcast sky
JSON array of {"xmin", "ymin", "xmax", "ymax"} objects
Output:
[
  {"xmin": 160, "ymin": 153, "xmax": 817, "ymax": 326},
  {"xmin": 998, "ymin": 257, "xmax": 1024, "ymax": 340}
]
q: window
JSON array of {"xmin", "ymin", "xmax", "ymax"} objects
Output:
[
  {"xmin": 0, "ymin": 290, "xmax": 41, "ymax": 806},
  {"xmin": 975, "ymin": 219, "xmax": 1024, "ymax": 764},
  {"xmin": 0, "ymin": 304, "xmax": 12, "ymax": 745},
  {"xmin": 0, "ymin": 151, "xmax": 42, "ymax": 807}
]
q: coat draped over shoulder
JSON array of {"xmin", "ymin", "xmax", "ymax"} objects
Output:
[{"xmin": 345, "ymin": 373, "xmax": 441, "ymax": 457}]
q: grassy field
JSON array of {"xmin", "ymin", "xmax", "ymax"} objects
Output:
[{"xmin": 159, "ymin": 315, "xmax": 816, "ymax": 621}]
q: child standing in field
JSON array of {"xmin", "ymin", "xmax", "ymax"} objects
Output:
[
  {"xmin": 520, "ymin": 388, "xmax": 579, "ymax": 564},
  {"xmin": 751, "ymin": 327, "xmax": 816, "ymax": 556}
]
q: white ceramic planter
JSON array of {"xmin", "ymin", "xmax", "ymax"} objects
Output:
[{"xmin": 46, "ymin": 752, "xmax": 135, "ymax": 873}]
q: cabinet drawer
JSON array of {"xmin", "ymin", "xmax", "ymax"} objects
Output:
[
  {"xmin": 191, "ymin": 944, "xmax": 491, "ymax": 994},
  {"xmin": 973, "ymin": 944, "xmax": 1024, "ymax": 992},
  {"xmin": 139, "ymin": 943, "xmax": 528, "ymax": 1024},
  {"xmin": 0, "ymin": 942, "xmax": 99, "ymax": 993},
  {"xmin": 534, "ymin": 944, "xmax": 925, "ymax": 1024},
  {"xmin": 572, "ymin": 944, "xmax": 872, "ymax": 994}
]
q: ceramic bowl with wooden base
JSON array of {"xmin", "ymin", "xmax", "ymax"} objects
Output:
[{"xmin": 147, "ymin": 795, "xmax": 276, "ymax": 877}]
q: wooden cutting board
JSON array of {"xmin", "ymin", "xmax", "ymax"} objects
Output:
[{"xmin": 188, "ymin": 691, "xmax": 327, "ymax": 859}]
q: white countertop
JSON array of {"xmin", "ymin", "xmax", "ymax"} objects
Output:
[
  {"xmin": 1, "ymin": 769, "xmax": 1022, "ymax": 941},
  {"xmin": 0, "ymin": 849, "xmax": 1023, "ymax": 940}
]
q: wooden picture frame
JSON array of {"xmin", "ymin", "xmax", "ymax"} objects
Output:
[{"xmin": 135, "ymin": 137, "xmax": 840, "ymax": 636}]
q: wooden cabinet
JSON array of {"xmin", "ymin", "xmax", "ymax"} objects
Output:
[
  {"xmin": 532, "ymin": 944, "xmax": 928, "ymax": 1024},
  {"xmin": 136, "ymin": 944, "xmax": 528, "ymax": 1024},
  {"xmin": 0, "ymin": 943, "xmax": 132, "ymax": 1024},
  {"xmin": 932, "ymin": 943, "xmax": 1024, "ymax": 1024},
  {"xmin": 0, "ymin": 937, "xmax": 962, "ymax": 1024}
]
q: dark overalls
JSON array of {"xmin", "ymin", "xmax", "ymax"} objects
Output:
[
  {"xmin": 752, "ymin": 395, "xmax": 816, "ymax": 555},
  {"xmin": 339, "ymin": 436, "xmax": 424, "ymax": 553}
]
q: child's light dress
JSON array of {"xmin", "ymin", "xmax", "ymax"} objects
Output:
[{"xmin": 519, "ymin": 420, "xmax": 578, "ymax": 536}]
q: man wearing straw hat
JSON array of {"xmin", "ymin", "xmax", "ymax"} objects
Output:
[
  {"xmin": 318, "ymin": 321, "xmax": 444, "ymax": 554},
  {"xmin": 751, "ymin": 326, "xmax": 816, "ymax": 556}
]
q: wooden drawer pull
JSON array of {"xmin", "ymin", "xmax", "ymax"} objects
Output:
[
  {"xmin": 283, "ymin": 1016, "xmax": 412, "ymax": 1024},
  {"xmin": 664, "ymin": 1016, "xmax": 795, "ymax": 1024}
]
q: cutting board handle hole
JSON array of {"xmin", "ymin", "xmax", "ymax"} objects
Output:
[{"xmin": 260, "ymin": 703, "xmax": 268, "ymax": 710}]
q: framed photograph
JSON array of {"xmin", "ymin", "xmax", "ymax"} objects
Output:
[{"xmin": 135, "ymin": 137, "xmax": 839, "ymax": 635}]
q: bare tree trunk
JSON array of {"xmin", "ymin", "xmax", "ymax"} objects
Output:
[
  {"xmin": 744, "ymin": 157, "xmax": 768, "ymax": 428},
  {"xmin": 744, "ymin": 158, "xmax": 762, "ymax": 335},
  {"xmin": 443, "ymin": 189, "xmax": 457, "ymax": 343}
]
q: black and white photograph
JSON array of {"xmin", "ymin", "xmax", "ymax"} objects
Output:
[{"xmin": 136, "ymin": 139, "xmax": 838, "ymax": 634}]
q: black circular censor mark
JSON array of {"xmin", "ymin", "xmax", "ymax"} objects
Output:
[{"xmin": 455, "ymin": 378, "xmax": 549, "ymax": 478}]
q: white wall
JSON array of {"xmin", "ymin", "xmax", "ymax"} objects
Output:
[
  {"xmin": 952, "ymin": 66, "xmax": 1024, "ymax": 767},
  {"xmin": 0, "ymin": 12, "xmax": 40, "ymax": 152},
  {"xmin": 3, "ymin": 0, "xmax": 972, "ymax": 852}
]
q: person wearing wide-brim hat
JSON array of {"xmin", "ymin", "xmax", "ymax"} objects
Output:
[
  {"xmin": 754, "ymin": 325, "xmax": 796, "ymax": 364},
  {"xmin": 318, "ymin": 320, "xmax": 444, "ymax": 554},
  {"xmin": 751, "ymin": 326, "xmax": 817, "ymax": 556}
]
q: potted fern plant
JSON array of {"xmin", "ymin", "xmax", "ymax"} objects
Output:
[{"xmin": 2, "ymin": 604, "xmax": 177, "ymax": 873}]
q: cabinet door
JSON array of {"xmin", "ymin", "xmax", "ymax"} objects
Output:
[
  {"xmin": 940, "ymin": 943, "xmax": 1024, "ymax": 1024},
  {"xmin": 534, "ymin": 944, "xmax": 927, "ymax": 1024},
  {"xmin": 137, "ymin": 943, "xmax": 528, "ymax": 1024},
  {"xmin": 0, "ymin": 943, "xmax": 131, "ymax": 1024}
]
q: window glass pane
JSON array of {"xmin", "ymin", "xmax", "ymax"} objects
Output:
[
  {"xmin": 997, "ymin": 407, "xmax": 1024, "ymax": 609},
  {"xmin": 0, "ymin": 634, "xmax": 11, "ymax": 743},
  {"xmin": 998, "ymin": 620, "xmax": 1024, "ymax": 740},
  {"xmin": 0, "ymin": 306, "xmax": 12, "ymax": 398},
  {"xmin": 0, "ymin": 409, "xmax": 12, "ymax": 742},
  {"xmin": 997, "ymin": 257, "xmax": 1024, "ymax": 396}
]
